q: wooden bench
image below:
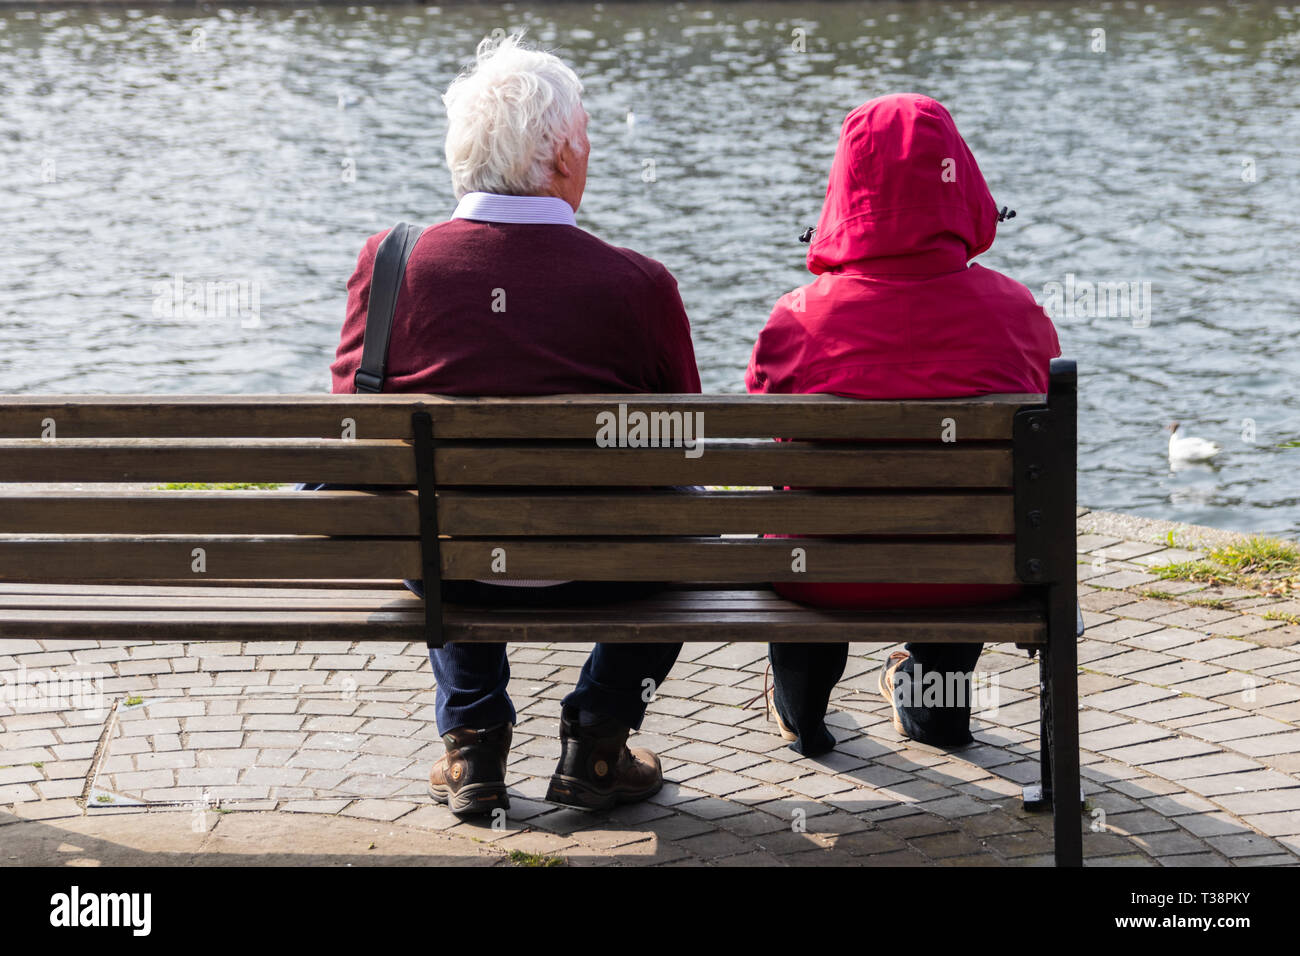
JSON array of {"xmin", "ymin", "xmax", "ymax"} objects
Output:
[{"xmin": 0, "ymin": 358, "xmax": 1082, "ymax": 865}]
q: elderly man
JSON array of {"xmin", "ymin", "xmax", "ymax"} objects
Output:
[{"xmin": 329, "ymin": 35, "xmax": 700, "ymax": 815}]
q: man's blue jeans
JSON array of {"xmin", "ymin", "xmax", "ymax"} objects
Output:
[{"xmin": 407, "ymin": 578, "xmax": 680, "ymax": 735}]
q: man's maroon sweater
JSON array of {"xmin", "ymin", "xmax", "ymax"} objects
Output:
[{"xmin": 331, "ymin": 219, "xmax": 701, "ymax": 396}]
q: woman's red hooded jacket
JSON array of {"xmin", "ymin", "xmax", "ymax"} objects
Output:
[{"xmin": 745, "ymin": 93, "xmax": 1061, "ymax": 609}]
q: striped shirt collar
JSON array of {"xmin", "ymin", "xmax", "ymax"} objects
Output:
[{"xmin": 451, "ymin": 191, "xmax": 577, "ymax": 226}]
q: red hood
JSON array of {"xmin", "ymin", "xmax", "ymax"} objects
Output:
[{"xmin": 807, "ymin": 93, "xmax": 998, "ymax": 276}]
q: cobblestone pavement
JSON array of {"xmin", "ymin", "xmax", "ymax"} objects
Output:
[{"xmin": 3, "ymin": 511, "xmax": 1299, "ymax": 867}]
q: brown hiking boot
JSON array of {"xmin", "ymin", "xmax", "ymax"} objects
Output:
[
  {"xmin": 545, "ymin": 710, "xmax": 663, "ymax": 811},
  {"xmin": 428, "ymin": 723, "xmax": 512, "ymax": 815}
]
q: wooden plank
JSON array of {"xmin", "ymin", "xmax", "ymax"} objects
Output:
[
  {"xmin": 0, "ymin": 438, "xmax": 1013, "ymax": 488},
  {"xmin": 0, "ymin": 596, "xmax": 1044, "ymax": 644},
  {"xmin": 0, "ymin": 487, "xmax": 1011, "ymax": 537},
  {"xmin": 0, "ymin": 537, "xmax": 418, "ymax": 581},
  {"xmin": 0, "ymin": 583, "xmax": 797, "ymax": 610},
  {"xmin": 0, "ymin": 592, "xmax": 420, "ymax": 612},
  {"xmin": 0, "ymin": 536, "xmax": 1017, "ymax": 583},
  {"xmin": 436, "ymin": 443, "xmax": 1012, "ymax": 488},
  {"xmin": 0, "ymin": 393, "xmax": 1040, "ymax": 440},
  {"xmin": 0, "ymin": 490, "xmax": 418, "ymax": 535},
  {"xmin": 420, "ymin": 395, "xmax": 1033, "ymax": 441},
  {"xmin": 0, "ymin": 439, "xmax": 413, "ymax": 484},
  {"xmin": 438, "ymin": 490, "xmax": 1013, "ymax": 535},
  {"xmin": 441, "ymin": 539, "xmax": 1018, "ymax": 583},
  {"xmin": 0, "ymin": 582, "xmax": 417, "ymax": 600}
]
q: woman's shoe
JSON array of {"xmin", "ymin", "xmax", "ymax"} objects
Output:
[
  {"xmin": 745, "ymin": 663, "xmax": 796, "ymax": 741},
  {"xmin": 877, "ymin": 650, "xmax": 911, "ymax": 738},
  {"xmin": 767, "ymin": 684, "xmax": 797, "ymax": 742}
]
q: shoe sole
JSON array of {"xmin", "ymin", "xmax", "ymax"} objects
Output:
[
  {"xmin": 543, "ymin": 773, "xmax": 663, "ymax": 811},
  {"xmin": 429, "ymin": 781, "xmax": 510, "ymax": 816}
]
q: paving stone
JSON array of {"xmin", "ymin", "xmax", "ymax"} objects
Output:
[
  {"xmin": 1204, "ymin": 833, "xmax": 1286, "ymax": 858},
  {"xmin": 1180, "ymin": 768, "xmax": 1295, "ymax": 796},
  {"xmin": 1213, "ymin": 788, "xmax": 1300, "ymax": 816},
  {"xmin": 1157, "ymin": 852, "xmax": 1230, "ymax": 867},
  {"xmin": 639, "ymin": 813, "xmax": 716, "ymax": 841},
  {"xmin": 1140, "ymin": 793, "xmax": 1219, "ymax": 817},
  {"xmin": 911, "ymin": 830, "xmax": 990, "ymax": 859},
  {"xmin": 340, "ymin": 799, "xmax": 418, "ymax": 822},
  {"xmin": 1100, "ymin": 737, "xmax": 1222, "ymax": 767},
  {"xmin": 1080, "ymin": 723, "xmax": 1173, "ymax": 752},
  {"xmin": 1100, "ymin": 810, "xmax": 1178, "ymax": 835},
  {"xmin": 1241, "ymin": 811, "xmax": 1300, "ymax": 837},
  {"xmin": 1232, "ymin": 732, "xmax": 1300, "ymax": 758}
]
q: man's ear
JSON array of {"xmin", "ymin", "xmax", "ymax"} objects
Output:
[{"xmin": 553, "ymin": 142, "xmax": 573, "ymax": 181}]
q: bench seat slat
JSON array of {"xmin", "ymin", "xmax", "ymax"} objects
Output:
[
  {"xmin": 0, "ymin": 588, "xmax": 872, "ymax": 612},
  {"xmin": 0, "ymin": 394, "xmax": 1040, "ymax": 440},
  {"xmin": 0, "ymin": 587, "xmax": 1044, "ymax": 644}
]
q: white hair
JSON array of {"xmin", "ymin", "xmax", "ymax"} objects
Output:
[{"xmin": 442, "ymin": 34, "xmax": 586, "ymax": 199}]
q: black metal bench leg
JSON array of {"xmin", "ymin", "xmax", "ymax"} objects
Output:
[
  {"xmin": 1048, "ymin": 584, "xmax": 1082, "ymax": 867},
  {"xmin": 1024, "ymin": 653, "xmax": 1053, "ymax": 810}
]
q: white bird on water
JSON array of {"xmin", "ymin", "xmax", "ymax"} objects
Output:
[{"xmin": 1167, "ymin": 422, "xmax": 1221, "ymax": 463}]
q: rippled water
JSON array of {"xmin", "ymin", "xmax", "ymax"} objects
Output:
[{"xmin": 1, "ymin": 2, "xmax": 1298, "ymax": 534}]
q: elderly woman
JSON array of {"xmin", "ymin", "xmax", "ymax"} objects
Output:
[
  {"xmin": 327, "ymin": 35, "xmax": 700, "ymax": 814},
  {"xmin": 746, "ymin": 93, "xmax": 1061, "ymax": 757}
]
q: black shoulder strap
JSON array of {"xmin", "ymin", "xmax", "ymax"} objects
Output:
[{"xmin": 354, "ymin": 222, "xmax": 424, "ymax": 394}]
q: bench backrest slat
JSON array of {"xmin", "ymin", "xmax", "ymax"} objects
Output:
[
  {"xmin": 0, "ymin": 490, "xmax": 1012, "ymax": 536},
  {"xmin": 0, "ymin": 393, "xmax": 1035, "ymax": 440},
  {"xmin": 0, "ymin": 439, "xmax": 1011, "ymax": 488},
  {"xmin": 0, "ymin": 537, "xmax": 1015, "ymax": 584}
]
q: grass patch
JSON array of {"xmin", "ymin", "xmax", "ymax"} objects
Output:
[
  {"xmin": 95, "ymin": 794, "xmax": 114, "ymax": 803},
  {"xmin": 1150, "ymin": 536, "xmax": 1300, "ymax": 597},
  {"xmin": 125, "ymin": 695, "xmax": 144, "ymax": 707},
  {"xmin": 1213, "ymin": 538, "xmax": 1300, "ymax": 575},
  {"xmin": 1263, "ymin": 610, "xmax": 1300, "ymax": 627},
  {"xmin": 155, "ymin": 482, "xmax": 283, "ymax": 491},
  {"xmin": 1137, "ymin": 588, "xmax": 1178, "ymax": 601},
  {"xmin": 507, "ymin": 849, "xmax": 565, "ymax": 868},
  {"xmin": 1187, "ymin": 597, "xmax": 1233, "ymax": 610}
]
